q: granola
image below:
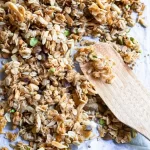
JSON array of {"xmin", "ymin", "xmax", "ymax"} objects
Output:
[
  {"xmin": 5, "ymin": 132, "xmax": 18, "ymax": 142},
  {"xmin": 0, "ymin": 0, "xmax": 145, "ymax": 149},
  {"xmin": 75, "ymin": 46, "xmax": 115, "ymax": 83}
]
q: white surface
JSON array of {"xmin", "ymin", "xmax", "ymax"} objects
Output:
[{"xmin": 0, "ymin": 0, "xmax": 150, "ymax": 149}]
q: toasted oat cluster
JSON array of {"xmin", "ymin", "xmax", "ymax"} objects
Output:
[
  {"xmin": 75, "ymin": 46, "xmax": 115, "ymax": 84},
  {"xmin": 0, "ymin": 0, "xmax": 144, "ymax": 149}
]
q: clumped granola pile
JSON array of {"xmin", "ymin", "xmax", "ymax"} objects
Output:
[
  {"xmin": 0, "ymin": 0, "xmax": 145, "ymax": 149},
  {"xmin": 75, "ymin": 46, "xmax": 115, "ymax": 84}
]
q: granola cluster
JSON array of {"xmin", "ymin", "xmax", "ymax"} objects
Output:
[
  {"xmin": 75, "ymin": 46, "xmax": 115, "ymax": 84},
  {"xmin": 0, "ymin": 0, "xmax": 145, "ymax": 149}
]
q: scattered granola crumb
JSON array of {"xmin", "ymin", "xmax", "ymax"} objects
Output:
[
  {"xmin": 1, "ymin": 147, "xmax": 8, "ymax": 150},
  {"xmin": 5, "ymin": 132, "xmax": 18, "ymax": 142}
]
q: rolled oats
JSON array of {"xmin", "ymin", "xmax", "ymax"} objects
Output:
[{"xmin": 0, "ymin": 0, "xmax": 145, "ymax": 149}]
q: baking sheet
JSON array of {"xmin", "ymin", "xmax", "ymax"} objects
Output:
[{"xmin": 0, "ymin": 0, "xmax": 150, "ymax": 149}]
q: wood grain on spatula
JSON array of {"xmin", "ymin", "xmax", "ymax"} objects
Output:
[{"xmin": 80, "ymin": 43, "xmax": 150, "ymax": 139}]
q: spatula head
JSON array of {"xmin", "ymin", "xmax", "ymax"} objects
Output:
[{"xmin": 80, "ymin": 43, "xmax": 150, "ymax": 140}]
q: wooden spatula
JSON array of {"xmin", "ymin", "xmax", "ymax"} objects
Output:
[{"xmin": 80, "ymin": 43, "xmax": 150, "ymax": 140}]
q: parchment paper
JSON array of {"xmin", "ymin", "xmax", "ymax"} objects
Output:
[{"xmin": 0, "ymin": 0, "xmax": 150, "ymax": 149}]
